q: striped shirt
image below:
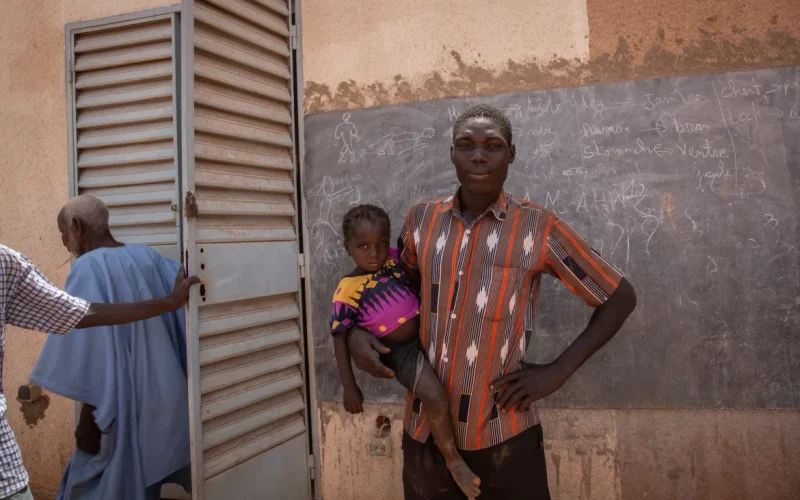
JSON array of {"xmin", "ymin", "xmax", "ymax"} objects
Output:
[
  {"xmin": 398, "ymin": 192, "xmax": 622, "ymax": 450},
  {"xmin": 0, "ymin": 244, "xmax": 90, "ymax": 496}
]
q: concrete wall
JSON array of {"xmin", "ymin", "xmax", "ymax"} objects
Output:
[
  {"xmin": 301, "ymin": 0, "xmax": 800, "ymax": 499},
  {"xmin": 319, "ymin": 404, "xmax": 800, "ymax": 500},
  {"xmin": 0, "ymin": 1, "xmax": 175, "ymax": 497},
  {"xmin": 302, "ymin": 0, "xmax": 799, "ymax": 114}
]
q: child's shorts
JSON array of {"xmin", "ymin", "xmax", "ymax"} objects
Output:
[{"xmin": 379, "ymin": 337, "xmax": 426, "ymax": 395}]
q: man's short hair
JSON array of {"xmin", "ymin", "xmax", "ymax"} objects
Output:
[
  {"xmin": 60, "ymin": 195, "xmax": 111, "ymax": 233},
  {"xmin": 452, "ymin": 104, "xmax": 513, "ymax": 144}
]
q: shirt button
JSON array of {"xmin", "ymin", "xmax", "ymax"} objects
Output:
[
  {"xmin": 451, "ymin": 313, "xmax": 457, "ymax": 319},
  {"xmin": 465, "ymin": 229, "xmax": 471, "ymax": 235},
  {"xmin": 458, "ymin": 270, "xmax": 464, "ymax": 276}
]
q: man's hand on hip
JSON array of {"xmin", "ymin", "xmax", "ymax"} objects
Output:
[
  {"xmin": 347, "ymin": 327, "xmax": 395, "ymax": 379},
  {"xmin": 491, "ymin": 362, "xmax": 567, "ymax": 412}
]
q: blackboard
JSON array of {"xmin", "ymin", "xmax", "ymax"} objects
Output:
[{"xmin": 303, "ymin": 66, "xmax": 800, "ymax": 409}]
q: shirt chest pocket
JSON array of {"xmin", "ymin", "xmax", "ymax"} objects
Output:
[{"xmin": 482, "ymin": 265, "xmax": 523, "ymax": 322}]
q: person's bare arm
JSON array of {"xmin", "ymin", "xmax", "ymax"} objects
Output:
[
  {"xmin": 334, "ymin": 331, "xmax": 364, "ymax": 413},
  {"xmin": 4, "ymin": 248, "xmax": 200, "ymax": 335},
  {"xmin": 76, "ymin": 271, "xmax": 199, "ymax": 329},
  {"xmin": 547, "ymin": 278, "xmax": 636, "ymax": 378},
  {"xmin": 75, "ymin": 403, "xmax": 101, "ymax": 455},
  {"xmin": 493, "ymin": 278, "xmax": 636, "ymax": 410}
]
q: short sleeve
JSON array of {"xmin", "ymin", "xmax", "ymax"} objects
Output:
[
  {"xmin": 397, "ymin": 207, "xmax": 420, "ymax": 282},
  {"xmin": 330, "ymin": 277, "xmax": 362, "ymax": 335},
  {"xmin": 542, "ymin": 213, "xmax": 623, "ymax": 307},
  {"xmin": 5, "ymin": 254, "xmax": 90, "ymax": 335}
]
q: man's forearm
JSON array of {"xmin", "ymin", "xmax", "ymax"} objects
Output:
[
  {"xmin": 76, "ymin": 403, "xmax": 101, "ymax": 455},
  {"xmin": 334, "ymin": 331, "xmax": 359, "ymax": 388},
  {"xmin": 76, "ymin": 297, "xmax": 178, "ymax": 329},
  {"xmin": 553, "ymin": 278, "xmax": 637, "ymax": 379}
]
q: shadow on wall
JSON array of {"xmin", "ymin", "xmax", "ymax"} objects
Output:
[{"xmin": 304, "ymin": 22, "xmax": 800, "ymax": 114}]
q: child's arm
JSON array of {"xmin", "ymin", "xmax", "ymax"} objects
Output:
[{"xmin": 334, "ymin": 330, "xmax": 364, "ymax": 414}]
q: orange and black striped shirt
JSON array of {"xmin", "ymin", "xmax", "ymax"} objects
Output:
[{"xmin": 398, "ymin": 191, "xmax": 623, "ymax": 450}]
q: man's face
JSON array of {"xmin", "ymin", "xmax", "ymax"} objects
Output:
[
  {"xmin": 57, "ymin": 215, "xmax": 83, "ymax": 259},
  {"xmin": 451, "ymin": 117, "xmax": 515, "ymax": 198}
]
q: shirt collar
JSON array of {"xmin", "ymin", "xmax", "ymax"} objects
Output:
[{"xmin": 442, "ymin": 188, "xmax": 508, "ymax": 222}]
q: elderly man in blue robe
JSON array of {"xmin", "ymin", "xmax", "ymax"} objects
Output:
[{"xmin": 30, "ymin": 195, "xmax": 191, "ymax": 500}]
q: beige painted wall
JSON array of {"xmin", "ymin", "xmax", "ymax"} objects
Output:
[
  {"xmin": 0, "ymin": 1, "xmax": 175, "ymax": 497},
  {"xmin": 320, "ymin": 404, "xmax": 800, "ymax": 500},
  {"xmin": 301, "ymin": 0, "xmax": 800, "ymax": 499},
  {"xmin": 301, "ymin": 0, "xmax": 591, "ymax": 111},
  {"xmin": 301, "ymin": 0, "xmax": 799, "ymax": 113}
]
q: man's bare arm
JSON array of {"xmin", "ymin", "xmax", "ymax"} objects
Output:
[
  {"xmin": 348, "ymin": 326, "xmax": 395, "ymax": 379},
  {"xmin": 76, "ymin": 272, "xmax": 199, "ymax": 329},
  {"xmin": 75, "ymin": 403, "xmax": 101, "ymax": 455},
  {"xmin": 551, "ymin": 278, "xmax": 636, "ymax": 377},
  {"xmin": 494, "ymin": 278, "xmax": 636, "ymax": 410}
]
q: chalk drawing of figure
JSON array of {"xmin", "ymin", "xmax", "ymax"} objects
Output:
[
  {"xmin": 334, "ymin": 113, "xmax": 360, "ymax": 163},
  {"xmin": 309, "ymin": 220, "xmax": 346, "ymax": 265},
  {"xmin": 308, "ymin": 176, "xmax": 363, "ymax": 265},
  {"xmin": 317, "ymin": 176, "xmax": 361, "ymax": 223},
  {"xmin": 368, "ymin": 128, "xmax": 435, "ymax": 158}
]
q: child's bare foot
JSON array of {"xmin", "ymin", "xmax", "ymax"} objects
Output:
[{"xmin": 446, "ymin": 458, "xmax": 481, "ymax": 497}]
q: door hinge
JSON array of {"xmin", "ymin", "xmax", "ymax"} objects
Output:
[
  {"xmin": 298, "ymin": 253, "xmax": 306, "ymax": 278},
  {"xmin": 290, "ymin": 24, "xmax": 298, "ymax": 50},
  {"xmin": 67, "ymin": 58, "xmax": 73, "ymax": 84},
  {"xmin": 308, "ymin": 454, "xmax": 315, "ymax": 480}
]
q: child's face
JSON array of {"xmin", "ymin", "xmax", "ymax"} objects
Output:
[{"xmin": 346, "ymin": 219, "xmax": 391, "ymax": 273}]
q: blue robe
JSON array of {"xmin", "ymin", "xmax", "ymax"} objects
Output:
[{"xmin": 30, "ymin": 244, "xmax": 191, "ymax": 500}]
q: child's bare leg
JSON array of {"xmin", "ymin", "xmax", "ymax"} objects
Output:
[{"xmin": 414, "ymin": 363, "xmax": 481, "ymax": 498}]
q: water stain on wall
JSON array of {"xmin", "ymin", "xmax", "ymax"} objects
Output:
[
  {"xmin": 304, "ymin": 26, "xmax": 799, "ymax": 114},
  {"xmin": 19, "ymin": 395, "xmax": 50, "ymax": 427}
]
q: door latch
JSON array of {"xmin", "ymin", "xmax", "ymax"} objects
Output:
[{"xmin": 184, "ymin": 190, "xmax": 198, "ymax": 218}]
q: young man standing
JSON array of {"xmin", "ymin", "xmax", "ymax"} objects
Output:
[{"xmin": 347, "ymin": 104, "xmax": 637, "ymax": 499}]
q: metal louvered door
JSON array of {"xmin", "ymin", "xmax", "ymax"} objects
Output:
[
  {"xmin": 67, "ymin": 12, "xmax": 182, "ymax": 262},
  {"xmin": 180, "ymin": 0, "xmax": 311, "ymax": 498}
]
